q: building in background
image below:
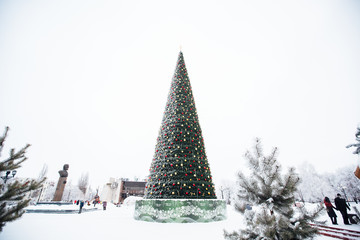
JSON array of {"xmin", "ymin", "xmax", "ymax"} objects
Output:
[
  {"xmin": 100, "ymin": 178, "xmax": 146, "ymax": 204},
  {"xmin": 37, "ymin": 180, "xmax": 56, "ymax": 202},
  {"xmin": 119, "ymin": 180, "xmax": 146, "ymax": 203},
  {"xmin": 100, "ymin": 177, "xmax": 122, "ymax": 204}
]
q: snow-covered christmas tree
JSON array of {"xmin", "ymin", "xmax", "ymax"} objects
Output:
[
  {"xmin": 224, "ymin": 138, "xmax": 323, "ymax": 239},
  {"xmin": 144, "ymin": 51, "xmax": 216, "ymax": 199},
  {"xmin": 134, "ymin": 52, "xmax": 226, "ymax": 223}
]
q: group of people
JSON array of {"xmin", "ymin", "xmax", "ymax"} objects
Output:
[
  {"xmin": 324, "ymin": 193, "xmax": 352, "ymax": 225},
  {"xmin": 74, "ymin": 199, "xmax": 108, "ymax": 213}
]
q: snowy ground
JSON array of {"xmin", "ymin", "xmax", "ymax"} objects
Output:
[{"xmin": 1, "ymin": 200, "xmax": 360, "ymax": 240}]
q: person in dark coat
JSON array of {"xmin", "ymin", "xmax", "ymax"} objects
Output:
[
  {"xmin": 324, "ymin": 197, "xmax": 338, "ymax": 225},
  {"xmin": 79, "ymin": 200, "xmax": 84, "ymax": 214},
  {"xmin": 334, "ymin": 193, "xmax": 351, "ymax": 225}
]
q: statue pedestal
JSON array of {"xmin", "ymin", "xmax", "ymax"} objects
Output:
[
  {"xmin": 52, "ymin": 164, "xmax": 69, "ymax": 201},
  {"xmin": 52, "ymin": 176, "xmax": 67, "ymax": 201},
  {"xmin": 134, "ymin": 199, "xmax": 226, "ymax": 223}
]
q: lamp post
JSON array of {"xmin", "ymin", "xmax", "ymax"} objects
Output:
[{"xmin": 1, "ymin": 170, "xmax": 17, "ymax": 183}]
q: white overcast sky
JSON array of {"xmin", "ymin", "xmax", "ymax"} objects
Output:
[{"xmin": 1, "ymin": 0, "xmax": 360, "ymax": 188}]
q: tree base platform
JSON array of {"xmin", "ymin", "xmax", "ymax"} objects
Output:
[{"xmin": 134, "ymin": 199, "xmax": 226, "ymax": 223}]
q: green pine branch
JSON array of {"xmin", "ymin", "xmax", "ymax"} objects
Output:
[{"xmin": 0, "ymin": 127, "xmax": 44, "ymax": 231}]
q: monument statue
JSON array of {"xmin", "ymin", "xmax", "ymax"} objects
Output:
[
  {"xmin": 346, "ymin": 124, "xmax": 360, "ymax": 179},
  {"xmin": 52, "ymin": 164, "xmax": 69, "ymax": 201}
]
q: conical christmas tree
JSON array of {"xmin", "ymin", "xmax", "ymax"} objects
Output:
[{"xmin": 144, "ymin": 52, "xmax": 216, "ymax": 199}]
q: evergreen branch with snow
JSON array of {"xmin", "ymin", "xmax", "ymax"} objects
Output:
[{"xmin": 0, "ymin": 127, "xmax": 44, "ymax": 231}]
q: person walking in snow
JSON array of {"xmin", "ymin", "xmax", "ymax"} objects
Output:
[
  {"xmin": 102, "ymin": 201, "xmax": 107, "ymax": 210},
  {"xmin": 324, "ymin": 197, "xmax": 338, "ymax": 225},
  {"xmin": 79, "ymin": 200, "xmax": 84, "ymax": 214},
  {"xmin": 334, "ymin": 193, "xmax": 351, "ymax": 225}
]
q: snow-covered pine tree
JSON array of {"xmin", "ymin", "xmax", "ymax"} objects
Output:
[
  {"xmin": 296, "ymin": 162, "xmax": 336, "ymax": 203},
  {"xmin": 0, "ymin": 127, "xmax": 44, "ymax": 231},
  {"xmin": 224, "ymin": 138, "xmax": 323, "ymax": 240}
]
